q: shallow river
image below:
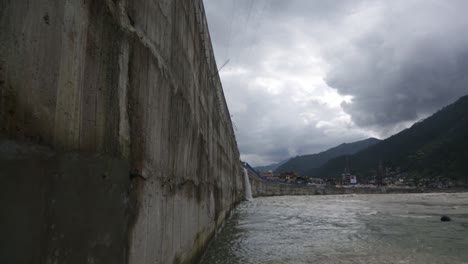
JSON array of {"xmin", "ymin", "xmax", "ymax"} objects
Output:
[{"xmin": 200, "ymin": 193, "xmax": 468, "ymax": 264}]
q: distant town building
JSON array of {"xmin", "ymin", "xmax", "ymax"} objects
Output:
[
  {"xmin": 342, "ymin": 172, "xmax": 357, "ymax": 185},
  {"xmin": 342, "ymin": 156, "xmax": 357, "ymax": 185},
  {"xmin": 284, "ymin": 172, "xmax": 298, "ymax": 183},
  {"xmin": 376, "ymin": 160, "xmax": 384, "ymax": 186},
  {"xmin": 260, "ymin": 172, "xmax": 274, "ymax": 178}
]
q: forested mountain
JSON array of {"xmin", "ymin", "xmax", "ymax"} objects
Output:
[
  {"xmin": 308, "ymin": 95, "xmax": 468, "ymax": 185},
  {"xmin": 274, "ymin": 138, "xmax": 380, "ymax": 175}
]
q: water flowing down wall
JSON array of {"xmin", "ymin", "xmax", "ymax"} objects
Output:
[
  {"xmin": 0, "ymin": 1, "xmax": 243, "ymax": 263},
  {"xmin": 243, "ymin": 167, "xmax": 253, "ymax": 201}
]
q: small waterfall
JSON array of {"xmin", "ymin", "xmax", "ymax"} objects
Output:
[{"xmin": 243, "ymin": 168, "xmax": 253, "ymax": 201}]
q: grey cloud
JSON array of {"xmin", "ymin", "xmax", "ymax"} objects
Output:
[
  {"xmin": 205, "ymin": 0, "xmax": 373, "ymax": 165},
  {"xmin": 204, "ymin": 0, "xmax": 468, "ymax": 166},
  {"xmin": 325, "ymin": 0, "xmax": 468, "ymax": 133},
  {"xmin": 222, "ymin": 72, "xmax": 367, "ymax": 165},
  {"xmin": 268, "ymin": 0, "xmax": 363, "ymax": 22}
]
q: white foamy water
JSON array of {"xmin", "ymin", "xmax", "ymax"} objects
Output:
[
  {"xmin": 243, "ymin": 168, "xmax": 253, "ymax": 201},
  {"xmin": 200, "ymin": 193, "xmax": 468, "ymax": 264}
]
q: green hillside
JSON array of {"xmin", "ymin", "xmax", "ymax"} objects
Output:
[
  {"xmin": 274, "ymin": 138, "xmax": 380, "ymax": 175},
  {"xmin": 308, "ymin": 95, "xmax": 468, "ymax": 186}
]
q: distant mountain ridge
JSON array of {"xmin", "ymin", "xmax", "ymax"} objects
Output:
[
  {"xmin": 308, "ymin": 94, "xmax": 468, "ymax": 185},
  {"xmin": 254, "ymin": 159, "xmax": 289, "ymax": 172},
  {"xmin": 274, "ymin": 138, "xmax": 380, "ymax": 175}
]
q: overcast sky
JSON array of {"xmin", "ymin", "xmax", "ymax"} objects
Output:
[{"xmin": 204, "ymin": 0, "xmax": 468, "ymax": 166}]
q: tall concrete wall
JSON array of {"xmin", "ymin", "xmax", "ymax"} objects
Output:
[{"xmin": 0, "ymin": 1, "xmax": 243, "ymax": 264}]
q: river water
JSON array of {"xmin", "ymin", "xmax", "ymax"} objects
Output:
[{"xmin": 200, "ymin": 193, "xmax": 468, "ymax": 264}]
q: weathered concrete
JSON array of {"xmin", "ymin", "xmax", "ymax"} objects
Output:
[
  {"xmin": 0, "ymin": 138, "xmax": 131, "ymax": 264},
  {"xmin": 0, "ymin": 1, "xmax": 242, "ymax": 264}
]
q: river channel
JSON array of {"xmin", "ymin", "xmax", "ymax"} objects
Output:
[{"xmin": 200, "ymin": 193, "xmax": 468, "ymax": 264}]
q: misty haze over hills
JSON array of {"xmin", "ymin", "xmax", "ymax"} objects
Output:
[
  {"xmin": 258, "ymin": 94, "xmax": 468, "ymax": 185},
  {"xmin": 256, "ymin": 138, "xmax": 380, "ymax": 175},
  {"xmin": 254, "ymin": 159, "xmax": 289, "ymax": 173}
]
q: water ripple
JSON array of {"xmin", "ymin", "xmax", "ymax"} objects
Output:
[{"xmin": 200, "ymin": 193, "xmax": 468, "ymax": 264}]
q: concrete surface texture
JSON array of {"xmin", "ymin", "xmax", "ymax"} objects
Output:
[{"xmin": 0, "ymin": 1, "xmax": 243, "ymax": 264}]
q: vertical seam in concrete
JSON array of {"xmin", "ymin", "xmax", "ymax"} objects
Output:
[
  {"xmin": 53, "ymin": 1, "xmax": 89, "ymax": 149},
  {"xmin": 118, "ymin": 37, "xmax": 131, "ymax": 158}
]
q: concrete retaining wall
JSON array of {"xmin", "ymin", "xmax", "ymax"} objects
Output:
[{"xmin": 0, "ymin": 1, "xmax": 243, "ymax": 264}]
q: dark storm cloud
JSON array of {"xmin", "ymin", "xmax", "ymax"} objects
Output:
[
  {"xmin": 325, "ymin": 0, "xmax": 468, "ymax": 131},
  {"xmin": 268, "ymin": 0, "xmax": 363, "ymax": 21},
  {"xmin": 204, "ymin": 0, "xmax": 468, "ymax": 165}
]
